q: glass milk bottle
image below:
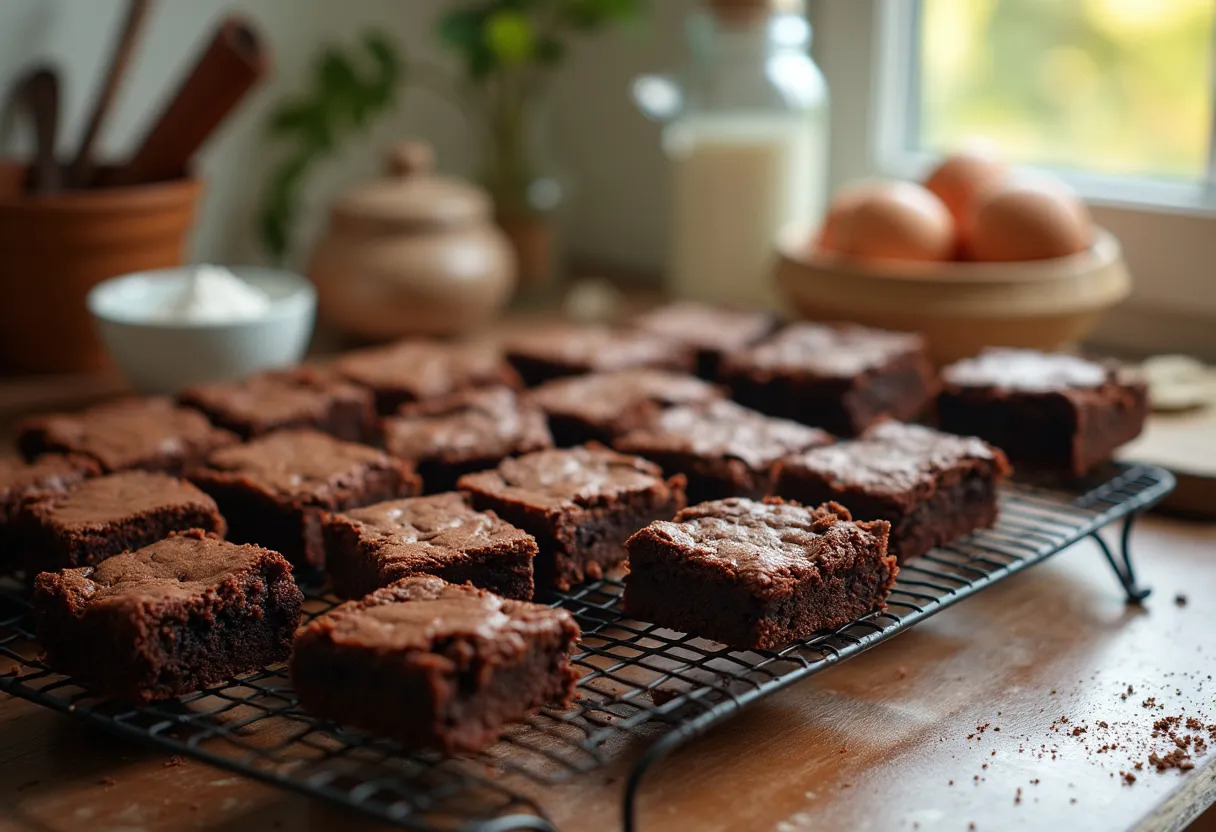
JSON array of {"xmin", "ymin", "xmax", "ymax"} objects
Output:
[{"xmin": 634, "ymin": 0, "xmax": 828, "ymax": 308}]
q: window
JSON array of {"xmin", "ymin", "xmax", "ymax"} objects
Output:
[
  {"xmin": 813, "ymin": 0, "xmax": 1216, "ymax": 358},
  {"xmin": 917, "ymin": 0, "xmax": 1214, "ymax": 184},
  {"xmin": 868, "ymin": 0, "xmax": 1216, "ymax": 208}
]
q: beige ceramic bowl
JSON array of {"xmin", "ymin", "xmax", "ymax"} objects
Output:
[{"xmin": 774, "ymin": 224, "xmax": 1131, "ymax": 364}]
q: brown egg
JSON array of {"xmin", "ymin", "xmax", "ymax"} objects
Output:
[
  {"xmin": 924, "ymin": 146, "xmax": 1009, "ymax": 246},
  {"xmin": 837, "ymin": 181, "xmax": 955, "ymax": 262},
  {"xmin": 968, "ymin": 177, "xmax": 1093, "ymax": 262},
  {"xmin": 815, "ymin": 181, "xmax": 882, "ymax": 253}
]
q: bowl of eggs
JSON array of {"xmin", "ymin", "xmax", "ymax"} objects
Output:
[{"xmin": 775, "ymin": 147, "xmax": 1131, "ymax": 364}]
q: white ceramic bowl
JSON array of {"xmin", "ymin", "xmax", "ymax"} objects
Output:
[
  {"xmin": 774, "ymin": 225, "xmax": 1131, "ymax": 365},
  {"xmin": 88, "ymin": 266, "xmax": 316, "ymax": 394}
]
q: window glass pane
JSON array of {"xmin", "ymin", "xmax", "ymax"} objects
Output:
[{"xmin": 918, "ymin": 0, "xmax": 1214, "ymax": 181}]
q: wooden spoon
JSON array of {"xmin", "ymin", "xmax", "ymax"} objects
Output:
[
  {"xmin": 13, "ymin": 66, "xmax": 61, "ymax": 193},
  {"xmin": 67, "ymin": 0, "xmax": 156, "ymax": 188}
]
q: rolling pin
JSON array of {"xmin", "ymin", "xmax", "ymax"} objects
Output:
[{"xmin": 106, "ymin": 15, "xmax": 268, "ymax": 187}]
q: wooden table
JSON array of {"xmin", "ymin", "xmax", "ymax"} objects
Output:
[{"xmin": 2, "ymin": 378, "xmax": 1216, "ymax": 831}]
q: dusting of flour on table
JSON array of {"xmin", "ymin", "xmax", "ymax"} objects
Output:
[{"xmin": 148, "ymin": 265, "xmax": 272, "ymax": 323}]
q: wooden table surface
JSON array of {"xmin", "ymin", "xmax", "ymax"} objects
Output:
[{"xmin": 2, "ymin": 373, "xmax": 1216, "ymax": 832}]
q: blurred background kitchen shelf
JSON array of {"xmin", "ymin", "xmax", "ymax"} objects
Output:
[{"xmin": 3, "ymin": 0, "xmax": 1213, "ymax": 358}]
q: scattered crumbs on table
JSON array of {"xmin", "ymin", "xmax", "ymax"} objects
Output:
[
  {"xmin": 1014, "ymin": 786, "xmax": 1022, "ymax": 805},
  {"xmin": 1122, "ymin": 771, "xmax": 1137, "ymax": 785}
]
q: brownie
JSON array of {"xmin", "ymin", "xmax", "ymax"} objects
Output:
[
  {"xmin": 504, "ymin": 324, "xmax": 694, "ymax": 387},
  {"xmin": 382, "ymin": 387, "xmax": 554, "ymax": 493},
  {"xmin": 18, "ymin": 397, "xmax": 239, "ymax": 474},
  {"xmin": 613, "ymin": 399, "xmax": 834, "ymax": 503},
  {"xmin": 188, "ymin": 430, "xmax": 420, "ymax": 569},
  {"xmin": 33, "ymin": 530, "xmax": 302, "ymax": 703},
  {"xmin": 632, "ymin": 302, "xmax": 777, "ymax": 379},
  {"xmin": 458, "ymin": 446, "xmax": 686, "ymax": 590},
  {"xmin": 322, "ymin": 493, "xmax": 537, "ymax": 600},
  {"xmin": 623, "ymin": 498, "xmax": 897, "ymax": 651},
  {"xmin": 332, "ymin": 340, "xmax": 520, "ymax": 413},
  {"xmin": 179, "ymin": 367, "xmax": 376, "ymax": 441},
  {"xmin": 938, "ymin": 349, "xmax": 1149, "ymax": 476},
  {"xmin": 773, "ymin": 421, "xmax": 1011, "ymax": 562},
  {"xmin": 0, "ymin": 454, "xmax": 99, "ymax": 568},
  {"xmin": 527, "ymin": 369, "xmax": 724, "ymax": 446},
  {"xmin": 719, "ymin": 323, "xmax": 939, "ymax": 436},
  {"xmin": 16, "ymin": 471, "xmax": 226, "ymax": 576},
  {"xmin": 291, "ymin": 575, "xmax": 579, "ymax": 753}
]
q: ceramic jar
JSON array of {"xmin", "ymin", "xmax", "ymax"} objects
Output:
[{"xmin": 309, "ymin": 142, "xmax": 517, "ymax": 340}]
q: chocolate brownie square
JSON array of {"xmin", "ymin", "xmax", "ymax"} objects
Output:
[
  {"xmin": 188, "ymin": 430, "xmax": 420, "ymax": 568},
  {"xmin": 527, "ymin": 369, "xmax": 723, "ymax": 446},
  {"xmin": 613, "ymin": 399, "xmax": 834, "ymax": 503},
  {"xmin": 632, "ymin": 302, "xmax": 777, "ymax": 379},
  {"xmin": 382, "ymin": 387, "xmax": 554, "ymax": 493},
  {"xmin": 0, "ymin": 454, "xmax": 99, "ymax": 569},
  {"xmin": 179, "ymin": 367, "xmax": 376, "ymax": 441},
  {"xmin": 291, "ymin": 575, "xmax": 579, "ymax": 753},
  {"xmin": 938, "ymin": 349, "xmax": 1148, "ymax": 476},
  {"xmin": 504, "ymin": 325, "xmax": 694, "ymax": 387},
  {"xmin": 16, "ymin": 471, "xmax": 226, "ymax": 575},
  {"xmin": 773, "ymin": 422, "xmax": 1011, "ymax": 562},
  {"xmin": 719, "ymin": 323, "xmax": 939, "ymax": 436},
  {"xmin": 322, "ymin": 492, "xmax": 537, "ymax": 600},
  {"xmin": 18, "ymin": 397, "xmax": 239, "ymax": 474},
  {"xmin": 332, "ymin": 340, "xmax": 520, "ymax": 413},
  {"xmin": 623, "ymin": 498, "xmax": 896, "ymax": 650},
  {"xmin": 34, "ymin": 530, "xmax": 302, "ymax": 703},
  {"xmin": 459, "ymin": 446, "xmax": 686, "ymax": 590}
]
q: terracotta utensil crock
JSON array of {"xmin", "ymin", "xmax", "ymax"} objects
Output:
[
  {"xmin": 0, "ymin": 163, "xmax": 201, "ymax": 374},
  {"xmin": 309, "ymin": 141, "xmax": 517, "ymax": 341}
]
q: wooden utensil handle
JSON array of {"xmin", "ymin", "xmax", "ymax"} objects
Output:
[
  {"xmin": 18, "ymin": 66, "xmax": 61, "ymax": 194},
  {"xmin": 68, "ymin": 0, "xmax": 156, "ymax": 188},
  {"xmin": 107, "ymin": 15, "xmax": 268, "ymax": 187}
]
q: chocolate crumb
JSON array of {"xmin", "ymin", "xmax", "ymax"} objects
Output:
[
  {"xmin": 1014, "ymin": 787, "xmax": 1022, "ymax": 805},
  {"xmin": 164, "ymin": 755, "xmax": 187, "ymax": 768},
  {"xmin": 1122, "ymin": 771, "xmax": 1136, "ymax": 785},
  {"xmin": 1175, "ymin": 594, "xmax": 1188, "ymax": 607},
  {"xmin": 648, "ymin": 687, "xmax": 679, "ymax": 706}
]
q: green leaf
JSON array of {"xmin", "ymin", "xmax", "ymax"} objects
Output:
[
  {"xmin": 486, "ymin": 10, "xmax": 535, "ymax": 64},
  {"xmin": 318, "ymin": 49, "xmax": 360, "ymax": 100},
  {"xmin": 535, "ymin": 36, "xmax": 564, "ymax": 65},
  {"xmin": 561, "ymin": 0, "xmax": 642, "ymax": 30},
  {"xmin": 268, "ymin": 101, "xmax": 316, "ymax": 135},
  {"xmin": 438, "ymin": 9, "xmax": 484, "ymax": 53}
]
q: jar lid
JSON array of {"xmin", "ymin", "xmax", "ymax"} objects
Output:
[{"xmin": 330, "ymin": 142, "xmax": 490, "ymax": 231}]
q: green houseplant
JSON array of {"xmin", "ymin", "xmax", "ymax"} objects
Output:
[{"xmin": 259, "ymin": 3, "xmax": 642, "ymax": 283}]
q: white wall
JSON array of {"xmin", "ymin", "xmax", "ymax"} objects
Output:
[{"xmin": 0, "ymin": 0, "xmax": 691, "ymax": 272}]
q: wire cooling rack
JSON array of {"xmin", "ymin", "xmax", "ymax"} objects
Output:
[{"xmin": 0, "ymin": 462, "xmax": 1174, "ymax": 832}]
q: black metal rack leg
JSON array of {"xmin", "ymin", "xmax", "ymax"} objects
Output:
[
  {"xmin": 623, "ymin": 719, "xmax": 707, "ymax": 832},
  {"xmin": 1090, "ymin": 512, "xmax": 1152, "ymax": 603}
]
